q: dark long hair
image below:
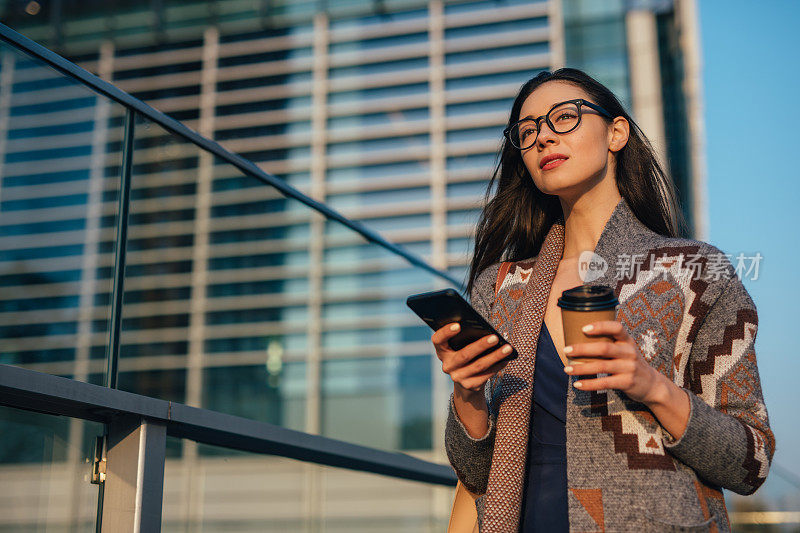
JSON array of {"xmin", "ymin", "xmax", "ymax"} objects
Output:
[{"xmin": 466, "ymin": 68, "xmax": 689, "ymax": 295}]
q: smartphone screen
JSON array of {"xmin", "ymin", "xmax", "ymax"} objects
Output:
[{"xmin": 406, "ymin": 288, "xmax": 517, "ymax": 360}]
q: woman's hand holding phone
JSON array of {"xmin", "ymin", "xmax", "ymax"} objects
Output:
[
  {"xmin": 432, "ymin": 322, "xmax": 512, "ymax": 396},
  {"xmin": 432, "ymin": 322, "xmax": 510, "ymax": 439}
]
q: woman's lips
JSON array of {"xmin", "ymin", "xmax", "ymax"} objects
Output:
[{"xmin": 542, "ymin": 158, "xmax": 567, "ymax": 170}]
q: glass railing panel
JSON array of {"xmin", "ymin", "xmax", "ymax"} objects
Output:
[
  {"xmin": 111, "ymin": 116, "xmax": 455, "ymax": 456},
  {"xmin": 161, "ymin": 438, "xmax": 452, "ymax": 532},
  {"xmin": 0, "ymin": 41, "xmax": 123, "ymax": 383},
  {"xmin": 114, "ymin": 117, "xmax": 312, "ymax": 437},
  {"xmin": 0, "ymin": 404, "xmax": 103, "ymax": 531},
  {"xmin": 320, "ymin": 222, "xmax": 454, "ymax": 453}
]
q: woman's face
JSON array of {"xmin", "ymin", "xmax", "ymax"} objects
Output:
[{"xmin": 516, "ymin": 81, "xmax": 624, "ymax": 198}]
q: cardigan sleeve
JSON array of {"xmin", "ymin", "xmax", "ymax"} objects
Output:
[
  {"xmin": 443, "ymin": 262, "xmax": 501, "ymax": 495},
  {"xmin": 662, "ymin": 269, "xmax": 775, "ymax": 495}
]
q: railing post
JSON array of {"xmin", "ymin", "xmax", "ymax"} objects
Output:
[
  {"xmin": 105, "ymin": 107, "xmax": 135, "ymax": 390},
  {"xmin": 101, "ymin": 416, "xmax": 167, "ymax": 532}
]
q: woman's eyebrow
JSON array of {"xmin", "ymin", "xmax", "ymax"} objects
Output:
[{"xmin": 519, "ymin": 102, "xmax": 561, "ymax": 121}]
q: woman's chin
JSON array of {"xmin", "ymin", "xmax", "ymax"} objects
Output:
[{"xmin": 537, "ymin": 178, "xmax": 586, "ymax": 198}]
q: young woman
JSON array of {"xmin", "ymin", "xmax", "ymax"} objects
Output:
[{"xmin": 433, "ymin": 68, "xmax": 774, "ymax": 532}]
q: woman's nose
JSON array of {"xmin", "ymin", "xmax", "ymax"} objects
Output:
[{"xmin": 536, "ymin": 121, "xmax": 559, "ymax": 147}]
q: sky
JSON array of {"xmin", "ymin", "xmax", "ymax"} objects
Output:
[{"xmin": 699, "ymin": 0, "xmax": 800, "ymax": 510}]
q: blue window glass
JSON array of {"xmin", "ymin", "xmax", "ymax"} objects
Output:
[
  {"xmin": 445, "ymin": 17, "xmax": 548, "ymax": 40},
  {"xmin": 0, "ymin": 270, "xmax": 81, "ymax": 286},
  {"xmin": 0, "ymin": 296, "xmax": 80, "ymax": 313},
  {"xmin": 0, "ymin": 218, "xmax": 86, "ymax": 236},
  {"xmin": 447, "ymin": 209, "xmax": 481, "ymax": 227},
  {"xmin": 210, "ymin": 225, "xmax": 310, "ymax": 244},
  {"xmin": 0, "ymin": 193, "xmax": 87, "ymax": 211},
  {"xmin": 10, "ymin": 96, "xmax": 95, "ymax": 116},
  {"xmin": 119, "ymin": 341, "xmax": 189, "ymax": 358},
  {"xmin": 445, "ymin": 42, "xmax": 548, "ymax": 66},
  {"xmin": 204, "ymin": 334, "xmax": 308, "ymax": 354},
  {"xmin": 444, "ymin": 0, "xmax": 539, "ymax": 15},
  {"xmin": 0, "ymin": 321, "xmax": 78, "ymax": 338},
  {"xmin": 0, "ymin": 244, "xmax": 84, "ymax": 261},
  {"xmin": 447, "ymin": 180, "xmax": 489, "ymax": 199},
  {"xmin": 2, "ymin": 169, "xmax": 89, "ymax": 187},
  {"xmin": 446, "ymin": 127, "xmax": 502, "ymax": 145},
  {"xmin": 327, "ymin": 160, "xmax": 430, "ymax": 183},
  {"xmin": 446, "ymin": 98, "xmax": 513, "ymax": 117},
  {"xmin": 328, "ymin": 108, "xmax": 428, "ymax": 130},
  {"xmin": 446, "ymin": 153, "xmax": 495, "ymax": 172},
  {"xmin": 8, "ymin": 121, "xmax": 94, "ymax": 139},
  {"xmin": 329, "ymin": 7, "xmax": 427, "ymax": 30},
  {"xmin": 208, "ymin": 278, "xmax": 308, "ymax": 298},
  {"xmin": 445, "ymin": 70, "xmax": 542, "ymax": 91},
  {"xmin": 329, "ymin": 58, "xmax": 428, "ymax": 81},
  {"xmin": 208, "ymin": 251, "xmax": 309, "ymax": 271},
  {"xmin": 329, "ymin": 32, "xmax": 428, "ymax": 55},
  {"xmin": 327, "ymin": 186, "xmax": 430, "ymax": 210},
  {"xmin": 0, "ymin": 347, "xmax": 75, "ymax": 365}
]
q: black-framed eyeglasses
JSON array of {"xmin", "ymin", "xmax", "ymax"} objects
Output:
[{"xmin": 503, "ymin": 98, "xmax": 613, "ymax": 150}]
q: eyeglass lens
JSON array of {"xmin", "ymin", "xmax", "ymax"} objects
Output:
[{"xmin": 510, "ymin": 102, "xmax": 581, "ymax": 149}]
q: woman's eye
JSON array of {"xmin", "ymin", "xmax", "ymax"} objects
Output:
[{"xmin": 554, "ymin": 112, "xmax": 577, "ymax": 121}]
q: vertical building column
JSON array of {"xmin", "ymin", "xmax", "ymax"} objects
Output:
[
  {"xmin": 428, "ymin": 0, "xmax": 453, "ymax": 523},
  {"xmin": 69, "ymin": 39, "xmax": 114, "ymax": 525},
  {"xmin": 675, "ymin": 0, "xmax": 707, "ymax": 240},
  {"xmin": 626, "ymin": 9, "xmax": 668, "ymax": 170},
  {"xmin": 428, "ymin": 0, "xmax": 448, "ymax": 447},
  {"xmin": 0, "ymin": 49, "xmax": 14, "ymax": 204},
  {"xmin": 181, "ymin": 24, "xmax": 220, "ymax": 527},
  {"xmin": 548, "ymin": 0, "xmax": 566, "ymax": 69},
  {"xmin": 428, "ymin": 2, "xmax": 447, "ymax": 275},
  {"xmin": 305, "ymin": 10, "xmax": 329, "ymax": 532}
]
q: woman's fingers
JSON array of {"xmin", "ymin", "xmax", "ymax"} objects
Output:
[
  {"xmin": 581, "ymin": 320, "xmax": 632, "ymax": 342},
  {"xmin": 441, "ymin": 333, "xmax": 502, "ymax": 373},
  {"xmin": 431, "ymin": 322, "xmax": 461, "ymax": 356},
  {"xmin": 565, "ymin": 338, "xmax": 637, "ymax": 361},
  {"xmin": 563, "ymin": 358, "xmax": 635, "ymax": 376},
  {"xmin": 431, "ymin": 323, "xmax": 512, "ymax": 391},
  {"xmin": 450, "ymin": 343, "xmax": 513, "ymax": 383},
  {"xmin": 572, "ymin": 373, "xmax": 635, "ymax": 392},
  {"xmin": 457, "ymin": 354, "xmax": 510, "ymax": 391}
]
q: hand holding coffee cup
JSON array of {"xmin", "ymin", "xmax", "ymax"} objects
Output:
[
  {"xmin": 557, "ymin": 285, "xmax": 618, "ymax": 365},
  {"xmin": 558, "ymin": 285, "xmax": 673, "ymax": 407}
]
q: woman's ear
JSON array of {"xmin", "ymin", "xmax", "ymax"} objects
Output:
[{"xmin": 609, "ymin": 116, "xmax": 630, "ymax": 152}]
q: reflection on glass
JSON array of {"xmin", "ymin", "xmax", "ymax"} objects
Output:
[
  {"xmin": 161, "ymin": 439, "xmax": 449, "ymax": 532},
  {"xmin": 202, "ymin": 363, "xmax": 306, "ymax": 435},
  {"xmin": 321, "ymin": 355, "xmax": 431, "ymax": 451},
  {"xmin": 0, "ymin": 405, "xmax": 101, "ymax": 531},
  {"xmin": 0, "ymin": 42, "xmax": 120, "ymax": 382}
]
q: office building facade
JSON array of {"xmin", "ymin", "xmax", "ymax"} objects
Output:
[{"xmin": 0, "ymin": 0, "xmax": 704, "ymax": 529}]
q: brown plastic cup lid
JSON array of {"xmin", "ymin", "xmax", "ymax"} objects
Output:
[{"xmin": 557, "ymin": 284, "xmax": 618, "ymax": 311}]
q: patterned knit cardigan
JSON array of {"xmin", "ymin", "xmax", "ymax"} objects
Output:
[{"xmin": 444, "ymin": 197, "xmax": 774, "ymax": 532}]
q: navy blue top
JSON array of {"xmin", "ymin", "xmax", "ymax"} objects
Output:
[{"xmin": 519, "ymin": 322, "xmax": 569, "ymax": 532}]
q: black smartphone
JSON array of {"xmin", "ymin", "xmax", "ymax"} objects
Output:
[{"xmin": 406, "ymin": 288, "xmax": 518, "ymax": 361}]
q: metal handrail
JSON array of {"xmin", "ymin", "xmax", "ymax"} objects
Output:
[
  {"xmin": 0, "ymin": 22, "xmax": 464, "ymax": 289},
  {"xmin": 0, "ymin": 363, "xmax": 457, "ymax": 486}
]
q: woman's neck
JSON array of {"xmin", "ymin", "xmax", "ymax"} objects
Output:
[{"xmin": 559, "ymin": 188, "xmax": 622, "ymax": 263}]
